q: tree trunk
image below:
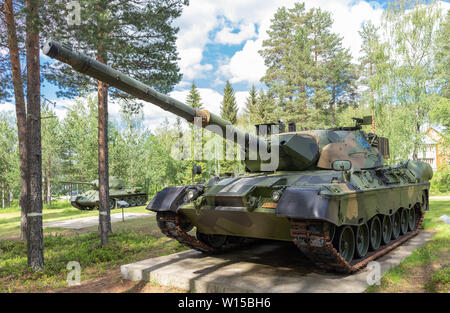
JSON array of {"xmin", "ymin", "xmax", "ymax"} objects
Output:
[
  {"xmin": 331, "ymin": 86, "xmax": 336, "ymax": 127},
  {"xmin": 97, "ymin": 40, "xmax": 112, "ymax": 244},
  {"xmin": 1, "ymin": 179, "xmax": 4, "ymax": 209},
  {"xmin": 7, "ymin": 186, "xmax": 11, "ymax": 208},
  {"xmin": 43, "ymin": 176, "xmax": 48, "ymax": 205},
  {"xmin": 4, "ymin": 0, "xmax": 29, "ymax": 240},
  {"xmin": 370, "ymin": 62, "xmax": 375, "ymax": 133},
  {"xmin": 6, "ymin": 186, "xmax": 11, "ymax": 208},
  {"xmin": 98, "ymin": 78, "xmax": 112, "ymax": 244},
  {"xmin": 47, "ymin": 156, "xmax": 51, "ymax": 207},
  {"xmin": 25, "ymin": 0, "xmax": 44, "ymax": 271}
]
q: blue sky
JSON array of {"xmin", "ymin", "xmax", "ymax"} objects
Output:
[{"xmin": 4, "ymin": 0, "xmax": 449, "ymax": 130}]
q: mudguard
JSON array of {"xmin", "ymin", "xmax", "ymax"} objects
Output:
[
  {"xmin": 146, "ymin": 186, "xmax": 188, "ymax": 212},
  {"xmin": 276, "ymin": 187, "xmax": 337, "ymax": 223}
]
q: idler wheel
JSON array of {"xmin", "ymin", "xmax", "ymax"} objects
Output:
[
  {"xmin": 391, "ymin": 210, "xmax": 401, "ymax": 240},
  {"xmin": 369, "ymin": 216, "xmax": 382, "ymax": 251},
  {"xmin": 333, "ymin": 226, "xmax": 355, "ymax": 264},
  {"xmin": 355, "ymin": 223, "xmax": 369, "ymax": 258},
  {"xmin": 408, "ymin": 208, "xmax": 416, "ymax": 231},
  {"xmin": 400, "ymin": 209, "xmax": 409, "ymax": 235},
  {"xmin": 196, "ymin": 230, "xmax": 228, "ymax": 248},
  {"xmin": 381, "ymin": 215, "xmax": 392, "ymax": 245}
]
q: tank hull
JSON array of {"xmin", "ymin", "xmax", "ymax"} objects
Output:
[
  {"xmin": 149, "ymin": 160, "xmax": 432, "ymax": 273},
  {"xmin": 71, "ymin": 190, "xmax": 148, "ymax": 210}
]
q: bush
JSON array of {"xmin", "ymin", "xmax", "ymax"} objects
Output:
[{"xmin": 430, "ymin": 166, "xmax": 450, "ymax": 195}]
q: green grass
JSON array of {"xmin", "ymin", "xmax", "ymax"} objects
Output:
[
  {"xmin": 0, "ymin": 231, "xmax": 187, "ymax": 292},
  {"xmin": 366, "ymin": 199, "xmax": 450, "ymax": 293}
]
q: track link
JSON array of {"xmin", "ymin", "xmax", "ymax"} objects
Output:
[
  {"xmin": 156, "ymin": 211, "xmax": 253, "ymax": 253},
  {"xmin": 290, "ymin": 207, "xmax": 425, "ymax": 273}
]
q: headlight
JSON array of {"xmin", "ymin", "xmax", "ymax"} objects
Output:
[
  {"xmin": 184, "ymin": 190, "xmax": 196, "ymax": 202},
  {"xmin": 272, "ymin": 191, "xmax": 282, "ymax": 202}
]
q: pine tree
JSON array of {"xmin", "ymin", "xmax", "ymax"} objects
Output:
[
  {"xmin": 259, "ymin": 3, "xmax": 359, "ymax": 128},
  {"xmin": 244, "ymin": 85, "xmax": 257, "ymax": 118},
  {"xmin": 220, "ymin": 80, "xmax": 238, "ymax": 124},
  {"xmin": 245, "ymin": 88, "xmax": 276, "ymax": 125},
  {"xmin": 186, "ymin": 82, "xmax": 203, "ymax": 109}
]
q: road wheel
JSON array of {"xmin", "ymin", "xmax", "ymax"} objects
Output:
[
  {"xmin": 408, "ymin": 208, "xmax": 416, "ymax": 231},
  {"xmin": 196, "ymin": 231, "xmax": 227, "ymax": 248},
  {"xmin": 128, "ymin": 197, "xmax": 136, "ymax": 207},
  {"xmin": 400, "ymin": 209, "xmax": 409, "ymax": 235},
  {"xmin": 355, "ymin": 223, "xmax": 369, "ymax": 258},
  {"xmin": 333, "ymin": 226, "xmax": 355, "ymax": 264},
  {"xmin": 369, "ymin": 216, "xmax": 382, "ymax": 251},
  {"xmin": 381, "ymin": 215, "xmax": 392, "ymax": 245},
  {"xmin": 391, "ymin": 210, "xmax": 401, "ymax": 240}
]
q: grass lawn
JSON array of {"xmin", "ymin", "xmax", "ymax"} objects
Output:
[
  {"xmin": 0, "ymin": 200, "xmax": 188, "ymax": 292},
  {"xmin": 367, "ymin": 199, "xmax": 450, "ymax": 293}
]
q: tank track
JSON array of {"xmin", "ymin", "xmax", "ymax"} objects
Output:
[
  {"xmin": 156, "ymin": 211, "xmax": 253, "ymax": 253},
  {"xmin": 290, "ymin": 206, "xmax": 424, "ymax": 273},
  {"xmin": 157, "ymin": 207, "xmax": 424, "ymax": 273}
]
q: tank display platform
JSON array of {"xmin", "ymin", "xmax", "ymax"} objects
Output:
[{"xmin": 121, "ymin": 230, "xmax": 435, "ymax": 293}]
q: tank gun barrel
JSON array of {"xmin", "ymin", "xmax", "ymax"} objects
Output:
[
  {"xmin": 42, "ymin": 40, "xmax": 266, "ymax": 153},
  {"xmin": 59, "ymin": 181, "xmax": 93, "ymax": 185}
]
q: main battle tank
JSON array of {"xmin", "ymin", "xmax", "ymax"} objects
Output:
[
  {"xmin": 44, "ymin": 41, "xmax": 433, "ymax": 273},
  {"xmin": 67, "ymin": 176, "xmax": 147, "ymax": 210}
]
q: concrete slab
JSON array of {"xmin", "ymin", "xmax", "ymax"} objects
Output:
[
  {"xmin": 43, "ymin": 212, "xmax": 154, "ymax": 229},
  {"xmin": 121, "ymin": 230, "xmax": 436, "ymax": 293}
]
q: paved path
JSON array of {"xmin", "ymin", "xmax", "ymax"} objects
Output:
[
  {"xmin": 121, "ymin": 230, "xmax": 435, "ymax": 293},
  {"xmin": 43, "ymin": 212, "xmax": 154, "ymax": 229}
]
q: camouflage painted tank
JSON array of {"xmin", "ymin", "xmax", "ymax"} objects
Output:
[
  {"xmin": 68, "ymin": 176, "xmax": 147, "ymax": 210},
  {"xmin": 44, "ymin": 41, "xmax": 433, "ymax": 273}
]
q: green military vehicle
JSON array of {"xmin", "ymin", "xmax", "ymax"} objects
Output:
[
  {"xmin": 67, "ymin": 176, "xmax": 147, "ymax": 210},
  {"xmin": 44, "ymin": 41, "xmax": 433, "ymax": 273}
]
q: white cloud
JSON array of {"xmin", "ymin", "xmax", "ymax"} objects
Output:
[
  {"xmin": 175, "ymin": 0, "xmax": 387, "ymax": 85},
  {"xmin": 215, "ymin": 23, "xmax": 256, "ymax": 45},
  {"xmin": 219, "ymin": 39, "xmax": 267, "ymax": 84}
]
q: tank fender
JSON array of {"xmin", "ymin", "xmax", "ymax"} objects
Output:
[
  {"xmin": 146, "ymin": 186, "xmax": 188, "ymax": 212},
  {"xmin": 276, "ymin": 187, "xmax": 338, "ymax": 224}
]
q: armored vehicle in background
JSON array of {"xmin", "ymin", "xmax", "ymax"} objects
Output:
[
  {"xmin": 68, "ymin": 176, "xmax": 147, "ymax": 210},
  {"xmin": 44, "ymin": 41, "xmax": 433, "ymax": 273}
]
